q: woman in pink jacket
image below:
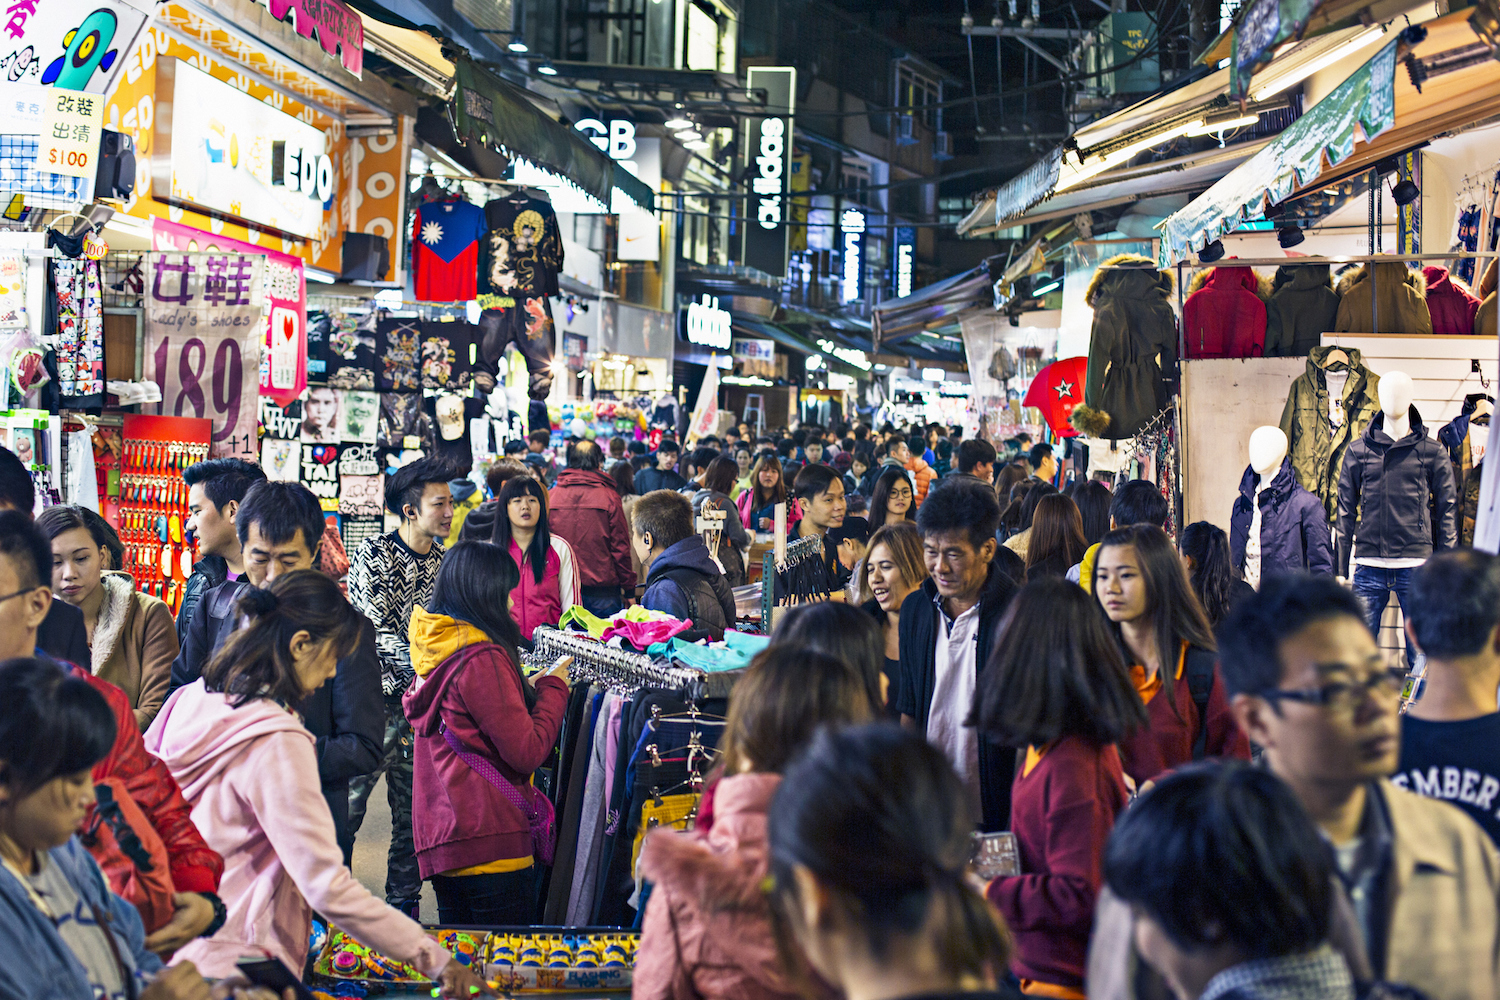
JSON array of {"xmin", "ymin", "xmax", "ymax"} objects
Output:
[
  {"xmin": 634, "ymin": 646, "xmax": 874, "ymax": 1000},
  {"xmin": 490, "ymin": 476, "xmax": 580, "ymax": 640},
  {"xmin": 144, "ymin": 570, "xmax": 491, "ymax": 997}
]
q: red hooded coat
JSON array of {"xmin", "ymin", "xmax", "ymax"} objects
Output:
[
  {"xmin": 1423, "ymin": 266, "xmax": 1482, "ymax": 336},
  {"xmin": 1181, "ymin": 265, "xmax": 1267, "ymax": 359}
]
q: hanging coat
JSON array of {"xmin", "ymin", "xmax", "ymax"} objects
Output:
[
  {"xmin": 1080, "ymin": 254, "xmax": 1178, "ymax": 439},
  {"xmin": 1265, "ymin": 264, "xmax": 1341, "ymax": 357},
  {"xmin": 1422, "ymin": 266, "xmax": 1482, "ymax": 336},
  {"xmin": 1335, "ymin": 408, "xmax": 1458, "ymax": 577},
  {"xmin": 1181, "ymin": 264, "xmax": 1268, "ymax": 359},
  {"xmin": 1279, "ymin": 346, "xmax": 1382, "ymax": 521},
  {"xmin": 1437, "ymin": 393, "xmax": 1492, "ymax": 547},
  {"xmin": 1228, "ymin": 458, "xmax": 1334, "ymax": 579},
  {"xmin": 1334, "ymin": 262, "xmax": 1432, "ymax": 335}
]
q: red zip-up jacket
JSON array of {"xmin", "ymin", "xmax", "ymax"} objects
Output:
[
  {"xmin": 987, "ymin": 736, "xmax": 1127, "ymax": 994},
  {"xmin": 66, "ymin": 663, "xmax": 223, "ymax": 894},
  {"xmin": 549, "ymin": 469, "xmax": 635, "ymax": 590}
]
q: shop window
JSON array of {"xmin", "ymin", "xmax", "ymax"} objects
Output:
[{"xmin": 896, "ymin": 62, "xmax": 941, "ymax": 130}]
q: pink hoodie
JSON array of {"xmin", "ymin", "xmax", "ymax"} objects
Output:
[
  {"xmin": 144, "ymin": 681, "xmax": 452, "ymax": 979},
  {"xmin": 635, "ymin": 773, "xmax": 833, "ymax": 1000}
]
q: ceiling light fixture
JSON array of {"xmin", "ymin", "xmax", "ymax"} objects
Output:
[
  {"xmin": 508, "ymin": 40, "xmax": 529, "ymax": 52},
  {"xmin": 1277, "ymin": 225, "xmax": 1305, "ymax": 248},
  {"xmin": 683, "ymin": 139, "xmax": 710, "ymax": 150},
  {"xmin": 1056, "ymin": 119, "xmax": 1204, "ymax": 192},
  {"xmin": 1183, "ymin": 112, "xmax": 1262, "ymax": 136},
  {"xmin": 664, "ymin": 117, "xmax": 693, "ymax": 129},
  {"xmin": 1250, "ymin": 24, "xmax": 1387, "ymax": 102},
  {"xmin": 1199, "ymin": 239, "xmax": 1226, "ymax": 262},
  {"xmin": 677, "ymin": 131, "xmax": 702, "ymax": 142},
  {"xmin": 537, "ymin": 63, "xmax": 558, "ymax": 75}
]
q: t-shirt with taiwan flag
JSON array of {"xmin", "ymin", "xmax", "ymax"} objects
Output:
[{"xmin": 411, "ymin": 199, "xmax": 488, "ymax": 302}]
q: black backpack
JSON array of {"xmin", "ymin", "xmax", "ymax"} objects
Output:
[{"xmin": 1184, "ymin": 646, "xmax": 1217, "ymax": 760}]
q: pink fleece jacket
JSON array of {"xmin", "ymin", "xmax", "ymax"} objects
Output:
[
  {"xmin": 635, "ymin": 773, "xmax": 833, "ymax": 1000},
  {"xmin": 143, "ymin": 681, "xmax": 452, "ymax": 980}
]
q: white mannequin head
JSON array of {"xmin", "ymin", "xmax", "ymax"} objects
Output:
[
  {"xmin": 1378, "ymin": 372, "xmax": 1414, "ymax": 419},
  {"xmin": 1248, "ymin": 426, "xmax": 1288, "ymax": 477}
]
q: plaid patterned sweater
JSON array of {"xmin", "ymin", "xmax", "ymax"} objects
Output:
[{"xmin": 348, "ymin": 530, "xmax": 445, "ymax": 695}]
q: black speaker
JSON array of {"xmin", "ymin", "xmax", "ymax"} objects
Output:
[
  {"xmin": 340, "ymin": 232, "xmax": 390, "ymax": 281},
  {"xmin": 93, "ymin": 129, "xmax": 135, "ymax": 199}
]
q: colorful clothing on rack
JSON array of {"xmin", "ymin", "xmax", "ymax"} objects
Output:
[
  {"xmin": 600, "ymin": 616, "xmax": 692, "ymax": 649},
  {"xmin": 646, "ymin": 630, "xmax": 769, "ymax": 673}
]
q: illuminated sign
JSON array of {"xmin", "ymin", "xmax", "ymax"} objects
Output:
[
  {"xmin": 684, "ymin": 294, "xmax": 731, "ymax": 350},
  {"xmin": 573, "ymin": 119, "xmax": 637, "ymax": 160},
  {"xmin": 742, "ymin": 67, "xmax": 796, "ymax": 277},
  {"xmin": 894, "ymin": 225, "xmax": 915, "ymax": 298},
  {"xmin": 816, "ymin": 338, "xmax": 871, "ymax": 372},
  {"xmin": 841, "ymin": 209, "xmax": 865, "ymax": 303}
]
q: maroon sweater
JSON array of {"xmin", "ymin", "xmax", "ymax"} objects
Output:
[
  {"xmin": 1117, "ymin": 658, "xmax": 1250, "ymax": 784},
  {"xmin": 987, "ymin": 737, "xmax": 1127, "ymax": 992}
]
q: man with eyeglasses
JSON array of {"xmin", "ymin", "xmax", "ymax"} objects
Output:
[
  {"xmin": 1217, "ymin": 573, "xmax": 1500, "ymax": 999},
  {"xmin": 0, "ymin": 445, "xmax": 87, "ymax": 665}
]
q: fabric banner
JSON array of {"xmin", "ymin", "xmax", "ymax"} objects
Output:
[
  {"xmin": 143, "ymin": 253, "xmax": 266, "ymax": 459},
  {"xmin": 1229, "ymin": 0, "xmax": 1329, "ymax": 101},
  {"xmin": 1158, "ymin": 40, "xmax": 1398, "ymax": 265},
  {"xmin": 152, "ymin": 219, "xmax": 308, "ymax": 407},
  {"xmin": 685, "ymin": 355, "xmax": 721, "ymax": 443}
]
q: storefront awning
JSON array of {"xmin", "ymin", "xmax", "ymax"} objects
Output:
[
  {"xmin": 1159, "ymin": 10, "xmax": 1500, "ymax": 264},
  {"xmin": 872, "ymin": 261, "xmax": 999, "ymax": 347},
  {"xmin": 451, "ymin": 58, "xmax": 616, "ymax": 208},
  {"xmin": 958, "ymin": 24, "xmax": 1382, "ymax": 236}
]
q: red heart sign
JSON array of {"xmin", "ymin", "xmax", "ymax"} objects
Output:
[{"xmin": 313, "ymin": 445, "xmax": 338, "ymax": 464}]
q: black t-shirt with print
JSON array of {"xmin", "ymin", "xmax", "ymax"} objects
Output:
[
  {"xmin": 1394, "ymin": 712, "xmax": 1500, "ymax": 849},
  {"xmin": 375, "ymin": 317, "xmax": 422, "ymax": 391},
  {"xmin": 479, "ymin": 194, "xmax": 564, "ymax": 299},
  {"xmin": 418, "ymin": 320, "xmax": 476, "ymax": 390}
]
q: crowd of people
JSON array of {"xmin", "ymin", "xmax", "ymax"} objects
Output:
[{"xmin": 2, "ymin": 411, "xmax": 1499, "ymax": 1000}]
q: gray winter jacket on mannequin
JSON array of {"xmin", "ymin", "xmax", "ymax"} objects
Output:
[
  {"xmin": 1336, "ymin": 408, "xmax": 1458, "ymax": 577},
  {"xmin": 1229, "ymin": 458, "xmax": 1333, "ymax": 578}
]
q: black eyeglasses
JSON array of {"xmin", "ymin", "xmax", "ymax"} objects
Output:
[{"xmin": 1260, "ymin": 667, "xmax": 1408, "ymax": 714}]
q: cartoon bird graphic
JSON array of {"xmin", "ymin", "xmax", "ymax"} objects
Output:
[{"xmin": 41, "ymin": 9, "xmax": 120, "ymax": 89}]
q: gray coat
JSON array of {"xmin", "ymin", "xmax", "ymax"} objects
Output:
[{"xmin": 1265, "ymin": 264, "xmax": 1341, "ymax": 357}]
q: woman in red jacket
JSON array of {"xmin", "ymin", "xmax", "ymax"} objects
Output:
[
  {"xmin": 1093, "ymin": 524, "xmax": 1251, "ymax": 784},
  {"xmin": 490, "ymin": 476, "xmax": 580, "ymax": 640},
  {"xmin": 974, "ymin": 577, "xmax": 1149, "ymax": 999},
  {"xmin": 403, "ymin": 541, "xmax": 571, "ymax": 924}
]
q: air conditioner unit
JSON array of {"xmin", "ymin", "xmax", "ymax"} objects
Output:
[
  {"xmin": 935, "ymin": 131, "xmax": 953, "ymax": 160},
  {"xmin": 896, "ymin": 114, "xmax": 918, "ymax": 146}
]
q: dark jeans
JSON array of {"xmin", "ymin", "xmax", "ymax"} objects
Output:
[
  {"xmin": 430, "ymin": 866, "xmax": 538, "ymax": 925},
  {"xmin": 1351, "ymin": 564, "xmax": 1417, "ymax": 667},
  {"xmin": 347, "ymin": 693, "xmax": 420, "ymax": 906},
  {"xmin": 580, "ymin": 586, "xmax": 625, "ymax": 619}
]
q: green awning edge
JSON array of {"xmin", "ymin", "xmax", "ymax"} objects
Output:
[
  {"xmin": 1158, "ymin": 38, "xmax": 1397, "ymax": 266},
  {"xmin": 614, "ymin": 163, "xmax": 656, "ymax": 214},
  {"xmin": 451, "ymin": 57, "xmax": 615, "ymax": 206}
]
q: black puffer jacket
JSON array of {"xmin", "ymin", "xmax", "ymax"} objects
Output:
[
  {"xmin": 1080, "ymin": 254, "xmax": 1178, "ymax": 439},
  {"xmin": 1265, "ymin": 264, "xmax": 1341, "ymax": 357},
  {"xmin": 1336, "ymin": 408, "xmax": 1458, "ymax": 576}
]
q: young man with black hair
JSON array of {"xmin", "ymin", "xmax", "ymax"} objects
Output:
[
  {"xmin": 888, "ymin": 434, "xmax": 935, "ymax": 505},
  {"xmin": 632, "ymin": 490, "xmax": 736, "ymax": 639},
  {"xmin": 895, "ymin": 478, "xmax": 1018, "ymax": 831},
  {"xmin": 682, "ymin": 445, "xmax": 719, "ymax": 491},
  {"xmin": 0, "ymin": 445, "xmax": 88, "ymax": 666},
  {"xmin": 1029, "ymin": 442, "xmax": 1057, "ymax": 484},
  {"xmin": 178, "ymin": 457, "xmax": 266, "ymax": 645},
  {"xmin": 1216, "ymin": 574, "xmax": 1500, "ymax": 997},
  {"xmin": 1395, "ymin": 550, "xmax": 1500, "ymax": 848},
  {"xmin": 550, "ymin": 439, "xmax": 634, "ymax": 617},
  {"xmin": 1067, "ymin": 478, "xmax": 1170, "ymax": 587},
  {"xmin": 0, "ymin": 508, "xmax": 229, "ymax": 954},
  {"xmin": 956, "ymin": 438, "xmax": 997, "ymax": 485},
  {"xmin": 170, "ymin": 480, "xmax": 383, "ymax": 865},
  {"xmin": 635, "ymin": 438, "xmax": 688, "ymax": 493},
  {"xmin": 791, "ymin": 463, "xmax": 850, "ymax": 596},
  {"xmin": 347, "ymin": 457, "xmax": 454, "ymax": 912}
]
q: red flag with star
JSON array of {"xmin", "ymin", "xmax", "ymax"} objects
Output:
[{"xmin": 1022, "ymin": 356, "xmax": 1087, "ymax": 438}]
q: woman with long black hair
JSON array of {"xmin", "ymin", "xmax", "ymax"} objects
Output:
[
  {"xmin": 1178, "ymin": 521, "xmax": 1253, "ymax": 627},
  {"xmin": 867, "ymin": 467, "xmax": 916, "ymax": 529},
  {"xmin": 1093, "ymin": 524, "xmax": 1250, "ymax": 784},
  {"xmin": 403, "ymin": 541, "xmax": 571, "ymax": 924},
  {"xmin": 738, "ymin": 455, "xmax": 801, "ymax": 532},
  {"xmin": 489, "ymin": 476, "xmax": 579, "ymax": 640}
]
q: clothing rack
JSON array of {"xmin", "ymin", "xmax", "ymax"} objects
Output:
[
  {"xmin": 530, "ymin": 626, "xmax": 702, "ymax": 693},
  {"xmin": 760, "ymin": 532, "xmax": 830, "ymax": 626}
]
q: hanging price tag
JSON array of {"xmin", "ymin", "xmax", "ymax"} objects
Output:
[{"xmin": 37, "ymin": 88, "xmax": 104, "ymax": 179}]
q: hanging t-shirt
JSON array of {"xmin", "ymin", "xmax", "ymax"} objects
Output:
[
  {"xmin": 412, "ymin": 199, "xmax": 488, "ymax": 303},
  {"xmin": 1325, "ymin": 369, "xmax": 1350, "ymax": 428},
  {"xmin": 378, "ymin": 392, "xmax": 433, "ymax": 452},
  {"xmin": 305, "ymin": 310, "xmax": 332, "ymax": 380},
  {"xmin": 326, "ymin": 311, "xmax": 377, "ymax": 390},
  {"xmin": 479, "ymin": 195, "xmax": 564, "ymax": 301},
  {"xmin": 375, "ymin": 317, "xmax": 422, "ymax": 391},
  {"xmin": 419, "ymin": 321, "xmax": 476, "ymax": 390},
  {"xmin": 1394, "ymin": 713, "xmax": 1500, "ymax": 849}
]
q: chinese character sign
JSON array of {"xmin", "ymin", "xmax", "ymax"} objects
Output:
[
  {"xmin": 37, "ymin": 88, "xmax": 103, "ymax": 179},
  {"xmin": 143, "ymin": 253, "xmax": 265, "ymax": 459}
]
